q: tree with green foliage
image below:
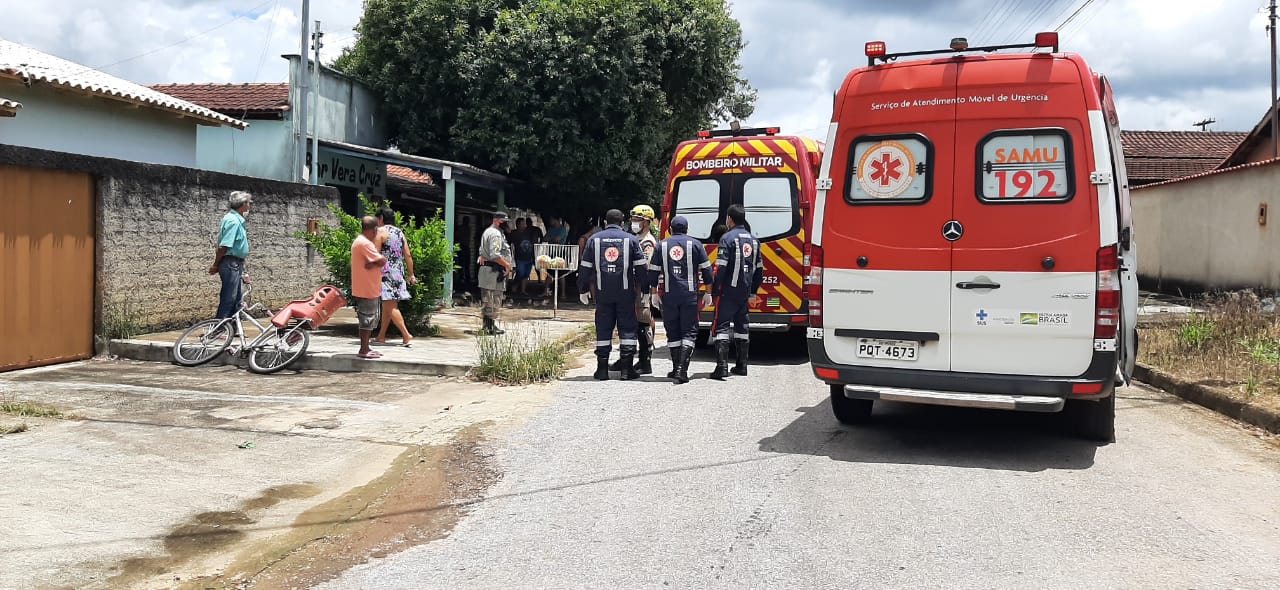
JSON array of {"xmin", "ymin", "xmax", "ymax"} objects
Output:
[
  {"xmin": 295, "ymin": 195, "xmax": 456, "ymax": 332},
  {"xmin": 334, "ymin": 0, "xmax": 755, "ymax": 212}
]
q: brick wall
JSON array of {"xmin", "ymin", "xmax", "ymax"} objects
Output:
[{"xmin": 0, "ymin": 145, "xmax": 340, "ymax": 332}]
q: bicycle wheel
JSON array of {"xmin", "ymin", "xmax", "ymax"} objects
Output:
[
  {"xmin": 173, "ymin": 319, "xmax": 234, "ymax": 366},
  {"xmin": 247, "ymin": 328, "xmax": 310, "ymax": 374}
]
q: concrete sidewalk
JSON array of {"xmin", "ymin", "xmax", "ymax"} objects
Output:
[{"xmin": 109, "ymin": 305, "xmax": 594, "ymax": 377}]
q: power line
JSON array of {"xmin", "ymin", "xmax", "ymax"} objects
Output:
[
  {"xmin": 1055, "ymin": 0, "xmax": 1098, "ymax": 31},
  {"xmin": 248, "ymin": 0, "xmax": 283, "ymax": 85},
  {"xmin": 1063, "ymin": 0, "xmax": 1109, "ymax": 37},
  {"xmin": 969, "ymin": 0, "xmax": 1011, "ymax": 45},
  {"xmin": 1015, "ymin": 0, "xmax": 1070, "ymax": 40},
  {"xmin": 982, "ymin": 0, "xmax": 1024, "ymax": 45},
  {"xmin": 1009, "ymin": 0, "xmax": 1055, "ymax": 42},
  {"xmin": 973, "ymin": 0, "xmax": 1017, "ymax": 45},
  {"xmin": 85, "ymin": 0, "xmax": 277, "ymax": 75}
]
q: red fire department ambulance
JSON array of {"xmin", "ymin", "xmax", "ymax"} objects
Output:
[
  {"xmin": 806, "ymin": 33, "xmax": 1137, "ymax": 441},
  {"xmin": 658, "ymin": 126, "xmax": 824, "ymax": 338}
]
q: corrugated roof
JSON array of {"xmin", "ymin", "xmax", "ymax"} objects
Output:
[
  {"xmin": 148, "ymin": 82, "xmax": 289, "ymax": 118},
  {"xmin": 0, "ymin": 37, "xmax": 245, "ymax": 129}
]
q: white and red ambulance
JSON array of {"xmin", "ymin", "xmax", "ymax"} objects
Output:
[{"xmin": 806, "ymin": 33, "xmax": 1137, "ymax": 441}]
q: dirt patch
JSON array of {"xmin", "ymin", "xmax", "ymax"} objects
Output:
[
  {"xmin": 101, "ymin": 484, "xmax": 322, "ymax": 589},
  {"xmin": 176, "ymin": 424, "xmax": 500, "ymax": 589}
]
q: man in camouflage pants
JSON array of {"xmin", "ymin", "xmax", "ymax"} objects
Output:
[{"xmin": 477, "ymin": 211, "xmax": 514, "ymax": 335}]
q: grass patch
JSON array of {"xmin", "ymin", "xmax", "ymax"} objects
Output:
[
  {"xmin": 473, "ymin": 327, "xmax": 568, "ymax": 385},
  {"xmin": 0, "ymin": 423, "xmax": 29, "ymax": 435},
  {"xmin": 0, "ymin": 401, "xmax": 63, "ymax": 418},
  {"xmin": 1143, "ymin": 291, "xmax": 1280, "ymax": 409},
  {"xmin": 103, "ymin": 299, "xmax": 143, "ymax": 339}
]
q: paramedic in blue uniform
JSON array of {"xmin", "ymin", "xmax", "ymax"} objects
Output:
[
  {"xmin": 648, "ymin": 215, "xmax": 713, "ymax": 384},
  {"xmin": 710, "ymin": 204, "xmax": 764, "ymax": 380},
  {"xmin": 578, "ymin": 208, "xmax": 648, "ymax": 381}
]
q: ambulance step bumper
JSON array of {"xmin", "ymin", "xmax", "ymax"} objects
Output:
[
  {"xmin": 698, "ymin": 321, "xmax": 791, "ymax": 332},
  {"xmin": 842, "ymin": 385, "xmax": 1065, "ymax": 412}
]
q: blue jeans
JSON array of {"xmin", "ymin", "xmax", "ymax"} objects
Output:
[{"xmin": 216, "ymin": 257, "xmax": 244, "ymax": 319}]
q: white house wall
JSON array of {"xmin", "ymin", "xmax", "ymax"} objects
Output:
[
  {"xmin": 0, "ymin": 81, "xmax": 198, "ymax": 168},
  {"xmin": 1133, "ymin": 161, "xmax": 1280, "ymax": 291}
]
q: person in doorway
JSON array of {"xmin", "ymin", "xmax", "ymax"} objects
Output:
[
  {"xmin": 648, "ymin": 215, "xmax": 714, "ymax": 384},
  {"xmin": 710, "ymin": 204, "xmax": 764, "ymax": 380},
  {"xmin": 578, "ymin": 209, "xmax": 647, "ymax": 380},
  {"xmin": 375, "ymin": 207, "xmax": 416, "ymax": 347},
  {"xmin": 209, "ymin": 190, "xmax": 252, "ymax": 322},
  {"xmin": 477, "ymin": 211, "xmax": 514, "ymax": 335},
  {"xmin": 351, "ymin": 216, "xmax": 388, "ymax": 359},
  {"xmin": 514, "ymin": 217, "xmax": 542, "ymax": 296}
]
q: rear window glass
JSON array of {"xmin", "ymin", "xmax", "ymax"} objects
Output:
[
  {"xmin": 742, "ymin": 175, "xmax": 798, "ymax": 241},
  {"xmin": 847, "ymin": 134, "xmax": 932, "ymax": 204},
  {"xmin": 672, "ymin": 178, "xmax": 721, "ymax": 240},
  {"xmin": 978, "ymin": 129, "xmax": 1074, "ymax": 203}
]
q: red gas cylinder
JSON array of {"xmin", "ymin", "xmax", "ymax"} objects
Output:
[{"xmin": 271, "ymin": 285, "xmax": 348, "ymax": 329}]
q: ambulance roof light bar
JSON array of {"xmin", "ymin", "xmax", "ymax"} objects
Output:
[
  {"xmin": 866, "ymin": 32, "xmax": 1060, "ymax": 66},
  {"xmin": 696, "ymin": 126, "xmax": 781, "ymax": 138}
]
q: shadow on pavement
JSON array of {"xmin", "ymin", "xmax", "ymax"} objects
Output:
[
  {"xmin": 687, "ymin": 330, "xmax": 811, "ymax": 367},
  {"xmin": 759, "ymin": 396, "xmax": 1104, "ymax": 473}
]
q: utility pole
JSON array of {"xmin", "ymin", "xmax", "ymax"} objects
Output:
[
  {"xmin": 296, "ymin": 0, "xmax": 310, "ymax": 182},
  {"xmin": 310, "ymin": 21, "xmax": 323, "ymax": 185},
  {"xmin": 1193, "ymin": 118, "xmax": 1216, "ymax": 131},
  {"xmin": 1270, "ymin": 0, "xmax": 1278, "ymax": 158}
]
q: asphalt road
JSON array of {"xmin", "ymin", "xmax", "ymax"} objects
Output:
[{"xmin": 323, "ymin": 334, "xmax": 1280, "ymax": 589}]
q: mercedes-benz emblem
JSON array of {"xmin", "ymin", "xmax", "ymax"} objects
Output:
[{"xmin": 942, "ymin": 220, "xmax": 964, "ymax": 242}]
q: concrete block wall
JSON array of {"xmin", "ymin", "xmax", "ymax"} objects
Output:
[{"xmin": 0, "ymin": 144, "xmax": 340, "ymax": 332}]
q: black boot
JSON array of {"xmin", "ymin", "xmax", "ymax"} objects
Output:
[
  {"xmin": 710, "ymin": 340, "xmax": 731, "ymax": 380},
  {"xmin": 636, "ymin": 330, "xmax": 653, "ymax": 375},
  {"xmin": 593, "ymin": 357, "xmax": 610, "ymax": 381},
  {"xmin": 666, "ymin": 346, "xmax": 679, "ymax": 379},
  {"xmin": 619, "ymin": 353, "xmax": 640, "ymax": 380},
  {"xmin": 675, "ymin": 345, "xmax": 694, "ymax": 384},
  {"xmin": 731, "ymin": 339, "xmax": 749, "ymax": 376},
  {"xmin": 609, "ymin": 357, "xmax": 626, "ymax": 371}
]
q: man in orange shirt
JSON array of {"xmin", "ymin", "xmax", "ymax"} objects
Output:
[{"xmin": 352, "ymin": 216, "xmax": 388, "ymax": 359}]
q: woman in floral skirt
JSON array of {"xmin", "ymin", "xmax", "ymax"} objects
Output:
[{"xmin": 375, "ymin": 207, "xmax": 416, "ymax": 346}]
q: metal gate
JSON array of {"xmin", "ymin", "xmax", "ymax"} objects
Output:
[{"xmin": 0, "ymin": 165, "xmax": 95, "ymax": 371}]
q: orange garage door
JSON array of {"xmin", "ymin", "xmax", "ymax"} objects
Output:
[{"xmin": 0, "ymin": 165, "xmax": 95, "ymax": 372}]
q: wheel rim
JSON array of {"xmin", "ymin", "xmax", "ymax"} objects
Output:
[
  {"xmin": 253, "ymin": 330, "xmax": 306, "ymax": 370},
  {"xmin": 177, "ymin": 321, "xmax": 231, "ymax": 364}
]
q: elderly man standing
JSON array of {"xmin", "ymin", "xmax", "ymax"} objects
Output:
[
  {"xmin": 352, "ymin": 216, "xmax": 388, "ymax": 359},
  {"xmin": 209, "ymin": 191, "xmax": 252, "ymax": 320},
  {"xmin": 477, "ymin": 211, "xmax": 514, "ymax": 335}
]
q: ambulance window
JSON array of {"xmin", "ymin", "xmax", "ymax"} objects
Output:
[
  {"xmin": 977, "ymin": 129, "xmax": 1074, "ymax": 203},
  {"xmin": 742, "ymin": 175, "xmax": 798, "ymax": 241},
  {"xmin": 846, "ymin": 134, "xmax": 932, "ymax": 204},
  {"xmin": 672, "ymin": 178, "xmax": 722, "ymax": 240}
]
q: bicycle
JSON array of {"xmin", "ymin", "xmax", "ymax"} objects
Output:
[{"xmin": 172, "ymin": 276, "xmax": 338, "ymax": 374}]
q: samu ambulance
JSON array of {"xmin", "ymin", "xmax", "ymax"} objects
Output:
[
  {"xmin": 806, "ymin": 33, "xmax": 1137, "ymax": 441},
  {"xmin": 658, "ymin": 126, "xmax": 824, "ymax": 336}
]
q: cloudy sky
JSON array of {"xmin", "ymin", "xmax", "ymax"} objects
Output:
[{"xmin": 2, "ymin": 0, "xmax": 1276, "ymax": 141}]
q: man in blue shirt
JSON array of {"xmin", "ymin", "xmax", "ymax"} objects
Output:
[
  {"xmin": 578, "ymin": 209, "xmax": 647, "ymax": 380},
  {"xmin": 209, "ymin": 191, "xmax": 252, "ymax": 320}
]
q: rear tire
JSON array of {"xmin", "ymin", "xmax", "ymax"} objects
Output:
[
  {"xmin": 172, "ymin": 319, "xmax": 233, "ymax": 367},
  {"xmin": 830, "ymin": 384, "xmax": 873, "ymax": 425},
  {"xmin": 1066, "ymin": 391, "xmax": 1116, "ymax": 442},
  {"xmin": 247, "ymin": 328, "xmax": 310, "ymax": 374}
]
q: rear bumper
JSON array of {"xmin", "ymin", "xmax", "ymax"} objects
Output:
[
  {"xmin": 810, "ymin": 341, "xmax": 1116, "ymax": 403},
  {"xmin": 698, "ymin": 311, "xmax": 806, "ymax": 333},
  {"xmin": 842, "ymin": 385, "xmax": 1065, "ymax": 412}
]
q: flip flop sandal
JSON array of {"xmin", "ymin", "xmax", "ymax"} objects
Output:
[{"xmin": 357, "ymin": 351, "xmax": 383, "ymax": 359}]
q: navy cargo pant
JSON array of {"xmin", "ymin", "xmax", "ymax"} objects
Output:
[
  {"xmin": 712, "ymin": 295, "xmax": 751, "ymax": 343},
  {"xmin": 662, "ymin": 296, "xmax": 699, "ymax": 350},
  {"xmin": 595, "ymin": 298, "xmax": 639, "ymax": 361}
]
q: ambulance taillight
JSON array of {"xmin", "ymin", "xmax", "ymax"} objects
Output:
[
  {"xmin": 805, "ymin": 244, "xmax": 824, "ymax": 328},
  {"xmin": 1095, "ymin": 245, "xmax": 1120, "ymax": 339}
]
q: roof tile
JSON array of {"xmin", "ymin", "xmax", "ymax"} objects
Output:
[{"xmin": 148, "ymin": 82, "xmax": 289, "ymax": 117}]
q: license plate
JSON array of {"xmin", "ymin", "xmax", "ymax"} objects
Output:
[{"xmin": 856, "ymin": 338, "xmax": 918, "ymax": 361}]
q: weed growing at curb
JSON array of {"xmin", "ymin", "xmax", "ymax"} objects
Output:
[
  {"xmin": 103, "ymin": 299, "xmax": 143, "ymax": 340},
  {"xmin": 1144, "ymin": 291, "xmax": 1280, "ymax": 408},
  {"xmin": 474, "ymin": 326, "xmax": 568, "ymax": 385},
  {"xmin": 0, "ymin": 401, "xmax": 63, "ymax": 418}
]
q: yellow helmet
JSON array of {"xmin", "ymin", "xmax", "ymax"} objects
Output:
[{"xmin": 630, "ymin": 204, "xmax": 656, "ymax": 221}]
